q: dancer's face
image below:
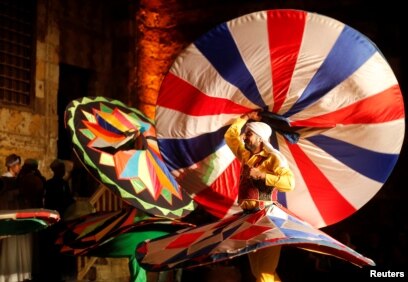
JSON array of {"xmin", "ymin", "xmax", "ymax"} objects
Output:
[{"xmin": 243, "ymin": 130, "xmax": 262, "ymax": 153}]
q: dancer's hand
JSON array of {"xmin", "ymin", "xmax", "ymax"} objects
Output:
[
  {"xmin": 242, "ymin": 110, "xmax": 261, "ymax": 121},
  {"xmin": 249, "ymin": 167, "xmax": 265, "ymax": 180}
]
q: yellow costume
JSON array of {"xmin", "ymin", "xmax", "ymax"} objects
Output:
[{"xmin": 224, "ymin": 116, "xmax": 295, "ymax": 282}]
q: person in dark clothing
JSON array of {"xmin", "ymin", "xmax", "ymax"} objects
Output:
[
  {"xmin": 44, "ymin": 159, "xmax": 74, "ymax": 216},
  {"xmin": 15, "ymin": 158, "xmax": 47, "ymax": 281},
  {"xmin": 17, "ymin": 158, "xmax": 46, "ymax": 208},
  {"xmin": 39, "ymin": 159, "xmax": 75, "ymax": 282}
]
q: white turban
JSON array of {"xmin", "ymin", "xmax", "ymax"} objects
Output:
[
  {"xmin": 246, "ymin": 122, "xmax": 272, "ymax": 142},
  {"xmin": 246, "ymin": 122, "xmax": 289, "ymax": 167}
]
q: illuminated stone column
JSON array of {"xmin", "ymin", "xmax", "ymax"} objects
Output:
[{"xmin": 135, "ymin": 0, "xmax": 185, "ymax": 119}]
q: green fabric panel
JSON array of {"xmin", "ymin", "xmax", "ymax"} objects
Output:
[
  {"xmin": 87, "ymin": 229, "xmax": 171, "ymax": 282},
  {"xmin": 87, "ymin": 229, "xmax": 169, "ymax": 257},
  {"xmin": 0, "ymin": 219, "xmax": 48, "ymax": 236}
]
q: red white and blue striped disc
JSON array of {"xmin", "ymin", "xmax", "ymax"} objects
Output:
[{"xmin": 155, "ymin": 9, "xmax": 405, "ymax": 228}]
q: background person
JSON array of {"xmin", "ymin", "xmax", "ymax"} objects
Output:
[
  {"xmin": 39, "ymin": 159, "xmax": 75, "ymax": 281},
  {"xmin": 2, "ymin": 154, "xmax": 22, "ymax": 177},
  {"xmin": 17, "ymin": 159, "xmax": 46, "ymax": 208},
  {"xmin": 0, "ymin": 154, "xmax": 32, "ymax": 282}
]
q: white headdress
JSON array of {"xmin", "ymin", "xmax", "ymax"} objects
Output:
[{"xmin": 246, "ymin": 122, "xmax": 289, "ymax": 167}]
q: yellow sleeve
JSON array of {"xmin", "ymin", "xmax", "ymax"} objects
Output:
[
  {"xmin": 265, "ymin": 166, "xmax": 295, "ymax": 192},
  {"xmin": 261, "ymin": 153, "xmax": 295, "ymax": 192},
  {"xmin": 224, "ymin": 117, "xmax": 250, "ymax": 161}
]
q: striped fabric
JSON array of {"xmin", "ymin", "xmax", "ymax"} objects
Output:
[
  {"xmin": 136, "ymin": 203, "xmax": 375, "ymax": 270},
  {"xmin": 155, "ymin": 9, "xmax": 405, "ymax": 228}
]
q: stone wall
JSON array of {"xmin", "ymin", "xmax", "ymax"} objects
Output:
[
  {"xmin": 0, "ymin": 0, "xmax": 60, "ymax": 178},
  {"xmin": 0, "ymin": 0, "xmax": 130, "ymax": 177}
]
